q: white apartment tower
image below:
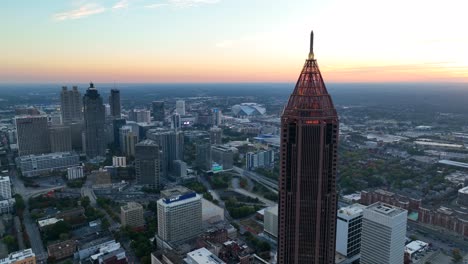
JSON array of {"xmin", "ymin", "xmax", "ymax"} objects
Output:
[
  {"xmin": 0, "ymin": 176, "xmax": 12, "ymax": 200},
  {"xmin": 360, "ymin": 202, "xmax": 407, "ymax": 264},
  {"xmin": 336, "ymin": 204, "xmax": 366, "ymax": 262}
]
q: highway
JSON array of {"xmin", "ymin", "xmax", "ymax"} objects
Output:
[{"xmin": 233, "ymin": 166, "xmax": 278, "ymax": 194}]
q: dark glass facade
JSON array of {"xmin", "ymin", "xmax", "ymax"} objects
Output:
[{"xmin": 278, "ymin": 32, "xmax": 339, "ymax": 264}]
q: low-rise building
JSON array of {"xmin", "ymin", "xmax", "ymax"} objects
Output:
[
  {"xmin": 16, "ymin": 152, "xmax": 80, "ymax": 177},
  {"xmin": 67, "ymin": 166, "xmax": 84, "ymax": 180},
  {"xmin": 47, "ymin": 240, "xmax": 76, "ymax": 260},
  {"xmin": 38, "ymin": 217, "xmax": 63, "ymax": 229},
  {"xmin": 184, "ymin": 248, "xmax": 226, "ymax": 264},
  {"xmin": 458, "ymin": 186, "xmax": 468, "ymax": 206},
  {"xmin": 0, "ymin": 248, "xmax": 36, "ymax": 264}
]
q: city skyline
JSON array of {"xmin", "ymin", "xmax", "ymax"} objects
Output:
[{"xmin": 3, "ymin": 0, "xmax": 468, "ymax": 83}]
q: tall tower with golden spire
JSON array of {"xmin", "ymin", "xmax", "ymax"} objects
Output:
[{"xmin": 277, "ymin": 31, "xmax": 339, "ymax": 264}]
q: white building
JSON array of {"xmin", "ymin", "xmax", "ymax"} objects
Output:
[
  {"xmin": 184, "ymin": 248, "xmax": 225, "ymax": 264},
  {"xmin": 112, "ymin": 156, "xmax": 127, "ymax": 167},
  {"xmin": 246, "ymin": 150, "xmax": 275, "ymax": 170},
  {"xmin": 67, "ymin": 166, "xmax": 84, "ymax": 180},
  {"xmin": 336, "ymin": 204, "xmax": 366, "ymax": 262},
  {"xmin": 0, "ymin": 176, "xmax": 12, "ymax": 200},
  {"xmin": 16, "ymin": 152, "xmax": 80, "ymax": 177},
  {"xmin": 176, "ymin": 100, "xmax": 186, "ymax": 115},
  {"xmin": 157, "ymin": 186, "xmax": 202, "ymax": 244},
  {"xmin": 0, "ymin": 248, "xmax": 36, "ymax": 264},
  {"xmin": 360, "ymin": 202, "xmax": 407, "ymax": 264},
  {"xmin": 264, "ymin": 204, "xmax": 278, "ymax": 239}
]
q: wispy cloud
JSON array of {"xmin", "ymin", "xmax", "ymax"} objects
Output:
[
  {"xmin": 215, "ymin": 40, "xmax": 234, "ymax": 48},
  {"xmin": 53, "ymin": 3, "xmax": 106, "ymax": 21},
  {"xmin": 145, "ymin": 3, "xmax": 169, "ymax": 9},
  {"xmin": 112, "ymin": 0, "xmax": 130, "ymax": 9},
  {"xmin": 169, "ymin": 0, "xmax": 220, "ymax": 7}
]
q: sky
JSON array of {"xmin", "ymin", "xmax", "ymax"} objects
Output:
[{"xmin": 2, "ymin": 0, "xmax": 468, "ymax": 83}]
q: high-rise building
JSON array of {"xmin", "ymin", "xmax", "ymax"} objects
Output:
[
  {"xmin": 172, "ymin": 113, "xmax": 181, "ymax": 130},
  {"xmin": 83, "ymin": 83, "xmax": 106, "ymax": 158},
  {"xmin": 112, "ymin": 118, "xmax": 126, "ymax": 150},
  {"xmin": 135, "ymin": 139, "xmax": 161, "ymax": 189},
  {"xmin": 49, "ymin": 125, "xmax": 72, "ymax": 153},
  {"xmin": 112, "ymin": 156, "xmax": 126, "ymax": 167},
  {"xmin": 264, "ymin": 204, "xmax": 278, "ymax": 239},
  {"xmin": 336, "ymin": 204, "xmax": 366, "ymax": 263},
  {"xmin": 69, "ymin": 122, "xmax": 84, "ymax": 151},
  {"xmin": 211, "ymin": 145, "xmax": 233, "ymax": 170},
  {"xmin": 109, "ymin": 89, "xmax": 121, "ymax": 119},
  {"xmin": 120, "ymin": 202, "xmax": 145, "ymax": 228},
  {"xmin": 152, "ymin": 101, "xmax": 165, "ymax": 122},
  {"xmin": 246, "ymin": 150, "xmax": 275, "ymax": 170},
  {"xmin": 196, "ymin": 141, "xmax": 211, "ymax": 171},
  {"xmin": 146, "ymin": 128, "xmax": 184, "ymax": 175},
  {"xmin": 157, "ymin": 186, "xmax": 202, "ymax": 244},
  {"xmin": 212, "ymin": 108, "xmax": 222, "ymax": 126},
  {"xmin": 0, "ymin": 248, "xmax": 36, "ymax": 264},
  {"xmin": 360, "ymin": 203, "xmax": 407, "ymax": 264},
  {"xmin": 129, "ymin": 109, "xmax": 151, "ymax": 123},
  {"xmin": 119, "ymin": 126, "xmax": 138, "ymax": 157},
  {"xmin": 0, "ymin": 176, "xmax": 12, "ymax": 200},
  {"xmin": 16, "ymin": 152, "xmax": 80, "ymax": 177},
  {"xmin": 15, "ymin": 115, "xmax": 50, "ymax": 156},
  {"xmin": 209, "ymin": 126, "xmax": 222, "ymax": 145},
  {"xmin": 67, "ymin": 166, "xmax": 84, "ymax": 180},
  {"xmin": 175, "ymin": 100, "xmax": 186, "ymax": 115},
  {"xmin": 278, "ymin": 31, "xmax": 339, "ymax": 264},
  {"xmin": 60, "ymin": 86, "xmax": 83, "ymax": 124}
]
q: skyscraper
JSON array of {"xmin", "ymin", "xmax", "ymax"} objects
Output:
[
  {"xmin": 49, "ymin": 125, "xmax": 72, "ymax": 153},
  {"xmin": 336, "ymin": 204, "xmax": 366, "ymax": 263},
  {"xmin": 172, "ymin": 113, "xmax": 181, "ymax": 130},
  {"xmin": 278, "ymin": 31, "xmax": 339, "ymax": 264},
  {"xmin": 152, "ymin": 101, "xmax": 165, "ymax": 122},
  {"xmin": 212, "ymin": 108, "xmax": 222, "ymax": 126},
  {"xmin": 135, "ymin": 139, "xmax": 161, "ymax": 189},
  {"xmin": 360, "ymin": 203, "xmax": 407, "ymax": 264},
  {"xmin": 146, "ymin": 128, "xmax": 184, "ymax": 175},
  {"xmin": 209, "ymin": 126, "xmax": 222, "ymax": 145},
  {"xmin": 109, "ymin": 89, "xmax": 121, "ymax": 119},
  {"xmin": 175, "ymin": 100, "xmax": 186, "ymax": 115},
  {"xmin": 157, "ymin": 186, "xmax": 202, "ymax": 244},
  {"xmin": 60, "ymin": 86, "xmax": 83, "ymax": 124},
  {"xmin": 15, "ymin": 115, "xmax": 50, "ymax": 156},
  {"xmin": 83, "ymin": 83, "xmax": 106, "ymax": 158}
]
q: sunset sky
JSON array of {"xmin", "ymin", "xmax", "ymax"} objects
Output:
[{"xmin": 2, "ymin": 0, "xmax": 468, "ymax": 83}]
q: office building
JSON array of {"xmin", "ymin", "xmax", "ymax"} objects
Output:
[
  {"xmin": 264, "ymin": 204, "xmax": 278, "ymax": 239},
  {"xmin": 211, "ymin": 145, "xmax": 234, "ymax": 170},
  {"xmin": 130, "ymin": 109, "xmax": 151, "ymax": 123},
  {"xmin": 67, "ymin": 166, "xmax": 84, "ymax": 180},
  {"xmin": 196, "ymin": 142, "xmax": 211, "ymax": 171},
  {"xmin": 172, "ymin": 160, "xmax": 187, "ymax": 177},
  {"xmin": 152, "ymin": 101, "xmax": 165, "ymax": 122},
  {"xmin": 0, "ymin": 249, "xmax": 35, "ymax": 264},
  {"xmin": 83, "ymin": 83, "xmax": 106, "ymax": 158},
  {"xmin": 48, "ymin": 111, "xmax": 62, "ymax": 125},
  {"xmin": 113, "ymin": 118, "xmax": 126, "ymax": 149},
  {"xmin": 109, "ymin": 89, "xmax": 121, "ymax": 119},
  {"xmin": 146, "ymin": 128, "xmax": 184, "ymax": 175},
  {"xmin": 360, "ymin": 203, "xmax": 407, "ymax": 264},
  {"xmin": 184, "ymin": 248, "xmax": 225, "ymax": 264},
  {"xmin": 278, "ymin": 32, "xmax": 339, "ymax": 264},
  {"xmin": 120, "ymin": 126, "xmax": 138, "ymax": 157},
  {"xmin": 246, "ymin": 150, "xmax": 275, "ymax": 170},
  {"xmin": 135, "ymin": 140, "xmax": 161, "ymax": 189},
  {"xmin": 172, "ymin": 113, "xmax": 181, "ymax": 130},
  {"xmin": 112, "ymin": 156, "xmax": 126, "ymax": 167},
  {"xmin": 458, "ymin": 186, "xmax": 468, "ymax": 206},
  {"xmin": 16, "ymin": 152, "xmax": 80, "ymax": 177},
  {"xmin": 0, "ymin": 176, "xmax": 12, "ymax": 200},
  {"xmin": 157, "ymin": 186, "xmax": 202, "ymax": 244},
  {"xmin": 60, "ymin": 86, "xmax": 83, "ymax": 124},
  {"xmin": 15, "ymin": 115, "xmax": 50, "ymax": 156},
  {"xmin": 69, "ymin": 122, "xmax": 84, "ymax": 151},
  {"xmin": 120, "ymin": 202, "xmax": 145, "ymax": 228},
  {"xmin": 336, "ymin": 204, "xmax": 366, "ymax": 262},
  {"xmin": 15, "ymin": 107, "xmax": 40, "ymax": 116},
  {"xmin": 209, "ymin": 126, "xmax": 222, "ymax": 145},
  {"xmin": 175, "ymin": 100, "xmax": 185, "ymax": 115},
  {"xmin": 212, "ymin": 108, "xmax": 222, "ymax": 126},
  {"xmin": 49, "ymin": 125, "xmax": 72, "ymax": 153}
]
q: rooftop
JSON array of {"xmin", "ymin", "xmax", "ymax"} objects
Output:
[
  {"xmin": 160, "ymin": 186, "xmax": 193, "ymax": 199},
  {"xmin": 121, "ymin": 202, "xmax": 143, "ymax": 212},
  {"xmin": 338, "ymin": 204, "xmax": 366, "ymax": 217},
  {"xmin": 459, "ymin": 186, "xmax": 468, "ymax": 194},
  {"xmin": 365, "ymin": 202, "xmax": 406, "ymax": 217},
  {"xmin": 185, "ymin": 247, "xmax": 226, "ymax": 264},
  {"xmin": 0, "ymin": 249, "xmax": 35, "ymax": 264}
]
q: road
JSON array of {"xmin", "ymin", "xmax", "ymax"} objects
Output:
[
  {"xmin": 198, "ymin": 174, "xmax": 232, "ymax": 221},
  {"xmin": 233, "ymin": 166, "xmax": 278, "ymax": 194},
  {"xmin": 232, "ymin": 188, "xmax": 276, "ymax": 207},
  {"xmin": 9, "ymin": 168, "xmax": 49, "ymax": 263}
]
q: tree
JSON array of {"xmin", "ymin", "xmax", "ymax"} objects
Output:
[
  {"xmin": 452, "ymin": 248, "xmax": 462, "ymax": 263},
  {"xmin": 80, "ymin": 196, "xmax": 91, "ymax": 208},
  {"xmin": 3, "ymin": 235, "xmax": 17, "ymax": 251}
]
